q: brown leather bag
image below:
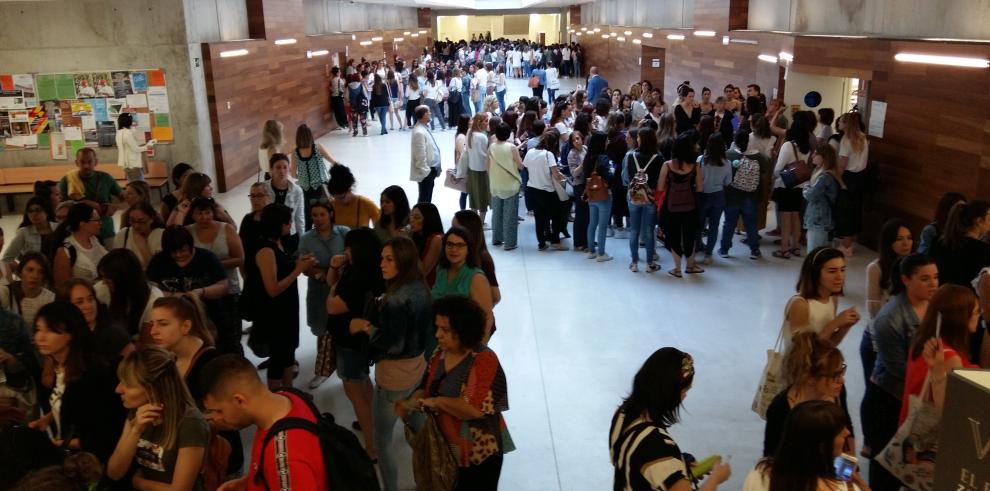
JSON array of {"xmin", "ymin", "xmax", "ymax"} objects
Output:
[
  {"xmin": 584, "ymin": 169, "xmax": 609, "ymax": 202},
  {"xmin": 780, "ymin": 142, "xmax": 811, "ymax": 188}
]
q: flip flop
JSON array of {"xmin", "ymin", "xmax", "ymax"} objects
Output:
[
  {"xmin": 668, "ymin": 269, "xmax": 682, "ymax": 278},
  {"xmin": 685, "ymin": 266, "xmax": 705, "ymax": 274}
]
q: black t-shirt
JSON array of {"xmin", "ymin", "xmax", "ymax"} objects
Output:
[
  {"xmin": 91, "ymin": 320, "xmax": 131, "ymax": 367},
  {"xmin": 271, "ymin": 184, "xmax": 289, "ymax": 206},
  {"xmin": 328, "ymin": 267, "xmax": 385, "ymax": 350},
  {"xmin": 763, "ymin": 386, "xmax": 854, "ymax": 457},
  {"xmin": 932, "ymin": 237, "xmax": 990, "ymax": 287},
  {"xmin": 146, "ymin": 248, "xmax": 228, "ymax": 328}
]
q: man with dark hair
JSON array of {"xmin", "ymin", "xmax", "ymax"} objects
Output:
[
  {"xmin": 201, "ymin": 354, "xmax": 328, "ymax": 490},
  {"xmin": 410, "ymin": 105, "xmax": 442, "ymax": 204},
  {"xmin": 59, "ymin": 148, "xmax": 124, "ymax": 244}
]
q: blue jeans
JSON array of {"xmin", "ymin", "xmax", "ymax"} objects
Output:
[
  {"xmin": 473, "ymin": 99, "xmax": 482, "ymax": 114},
  {"xmin": 587, "ymin": 195, "xmax": 612, "ymax": 255},
  {"xmin": 524, "ymin": 63, "xmax": 532, "ymax": 77},
  {"xmin": 496, "ymin": 89, "xmax": 506, "ymax": 113},
  {"xmin": 491, "ymin": 193, "xmax": 520, "ymax": 248},
  {"xmin": 698, "ymin": 191, "xmax": 726, "ymax": 255},
  {"xmin": 461, "ymin": 92, "xmax": 473, "ymax": 116},
  {"xmin": 627, "ymin": 201, "xmax": 657, "ymax": 263},
  {"xmin": 374, "ymin": 382, "xmax": 417, "ymax": 491},
  {"xmin": 424, "ymin": 99, "xmax": 446, "ymax": 130},
  {"xmin": 375, "ymin": 106, "xmax": 389, "ymax": 134},
  {"xmin": 719, "ymin": 191, "xmax": 759, "ymax": 254},
  {"xmin": 547, "ymin": 88, "xmax": 557, "ymax": 104},
  {"xmin": 806, "ymin": 228, "xmax": 830, "ymax": 251}
]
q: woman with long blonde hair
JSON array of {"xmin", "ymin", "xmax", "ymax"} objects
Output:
[
  {"xmin": 834, "ymin": 112, "xmax": 869, "ymax": 256},
  {"xmin": 257, "ymin": 120, "xmax": 283, "ymax": 181},
  {"xmin": 466, "ymin": 113, "xmax": 492, "ymax": 226},
  {"xmin": 107, "ymin": 345, "xmax": 209, "ymax": 490}
]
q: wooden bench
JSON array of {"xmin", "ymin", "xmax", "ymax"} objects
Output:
[{"xmin": 0, "ymin": 160, "xmax": 170, "ymax": 217}]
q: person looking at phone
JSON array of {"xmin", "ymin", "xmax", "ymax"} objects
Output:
[
  {"xmin": 781, "ymin": 247, "xmax": 860, "ymax": 352},
  {"xmin": 744, "ymin": 400, "xmax": 870, "ymax": 491},
  {"xmin": 763, "ymin": 332, "xmax": 854, "ymax": 457},
  {"xmin": 609, "ymin": 347, "xmax": 732, "ymax": 491},
  {"xmin": 245, "ymin": 204, "xmax": 317, "ymax": 389},
  {"xmin": 863, "ymin": 253, "xmax": 937, "ymax": 489},
  {"xmin": 106, "ymin": 345, "xmax": 208, "ymax": 490}
]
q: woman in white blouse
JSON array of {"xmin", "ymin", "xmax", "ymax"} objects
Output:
[
  {"xmin": 545, "ymin": 60, "xmax": 561, "ymax": 104},
  {"xmin": 115, "ymin": 113, "xmax": 155, "ymax": 182},
  {"xmin": 834, "ymin": 113, "xmax": 870, "ymax": 257},
  {"xmin": 257, "ymin": 119, "xmax": 283, "ymax": 181}
]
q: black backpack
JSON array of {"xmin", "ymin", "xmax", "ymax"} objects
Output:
[{"xmin": 254, "ymin": 388, "xmax": 379, "ymax": 491}]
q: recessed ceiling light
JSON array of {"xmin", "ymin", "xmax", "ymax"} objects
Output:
[
  {"xmin": 404, "ymin": 31, "xmax": 411, "ymax": 35},
  {"xmin": 894, "ymin": 52, "xmax": 989, "ymax": 68},
  {"xmin": 617, "ymin": 37, "xmax": 625, "ymax": 42},
  {"xmin": 411, "ymin": 33, "xmax": 419, "ymax": 37},
  {"xmin": 419, "ymin": 30, "xmax": 427, "ymax": 34},
  {"xmin": 610, "ymin": 32, "xmax": 617, "ymax": 37},
  {"xmin": 778, "ymin": 51, "xmax": 794, "ymax": 61},
  {"xmin": 593, "ymin": 28, "xmax": 601, "ymax": 32},
  {"xmin": 624, "ymin": 31, "xmax": 632, "ymax": 35},
  {"xmin": 601, "ymin": 34, "xmax": 609, "ymax": 39},
  {"xmin": 359, "ymin": 41, "xmax": 372, "ymax": 46},
  {"xmin": 393, "ymin": 37, "xmax": 404, "ymax": 42},
  {"xmin": 581, "ymin": 27, "xmax": 587, "ymax": 31},
  {"xmin": 632, "ymin": 39, "xmax": 641, "ymax": 44},
  {"xmin": 667, "ymin": 34, "xmax": 685, "ymax": 40},
  {"xmin": 371, "ymin": 36, "xmax": 382, "ymax": 41},
  {"xmin": 722, "ymin": 36, "xmax": 729, "ymax": 45},
  {"xmin": 641, "ymin": 32, "xmax": 653, "ymax": 38},
  {"xmin": 694, "ymin": 30, "xmax": 716, "ymax": 37},
  {"xmin": 307, "ymin": 50, "xmax": 328, "ymax": 58},
  {"xmin": 274, "ymin": 38, "xmax": 296, "ymax": 45},
  {"xmin": 758, "ymin": 54, "xmax": 778, "ymax": 63}
]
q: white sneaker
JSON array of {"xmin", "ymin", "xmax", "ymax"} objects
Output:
[
  {"xmin": 308, "ymin": 375, "xmax": 329, "ymax": 390},
  {"xmin": 596, "ymin": 254, "xmax": 614, "ymax": 262},
  {"xmin": 587, "ymin": 251, "xmax": 598, "ymax": 259}
]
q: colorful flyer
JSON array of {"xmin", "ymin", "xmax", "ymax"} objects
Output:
[
  {"xmin": 92, "ymin": 72, "xmax": 115, "ymax": 97},
  {"xmin": 71, "ymin": 100, "xmax": 93, "ymax": 116},
  {"xmin": 69, "ymin": 139, "xmax": 85, "ymax": 156},
  {"xmin": 74, "ymin": 73, "xmax": 96, "ymax": 98},
  {"xmin": 130, "ymin": 71, "xmax": 148, "ymax": 92},
  {"xmin": 86, "ymin": 98, "xmax": 109, "ymax": 121},
  {"xmin": 151, "ymin": 126, "xmax": 173, "ymax": 141},
  {"xmin": 147, "ymin": 69, "xmax": 166, "ymax": 87},
  {"xmin": 28, "ymin": 106, "xmax": 48, "ymax": 134},
  {"xmin": 0, "ymin": 75, "xmax": 13, "ymax": 91},
  {"xmin": 13, "ymin": 74, "xmax": 36, "ymax": 106}
]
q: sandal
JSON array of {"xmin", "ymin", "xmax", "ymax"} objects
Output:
[
  {"xmin": 685, "ymin": 266, "xmax": 705, "ymax": 274},
  {"xmin": 790, "ymin": 248, "xmax": 802, "ymax": 257},
  {"xmin": 668, "ymin": 269, "xmax": 682, "ymax": 278},
  {"xmin": 772, "ymin": 250, "xmax": 791, "ymax": 259},
  {"xmin": 629, "ymin": 262, "xmax": 639, "ymax": 273},
  {"xmin": 647, "ymin": 262, "xmax": 661, "ymax": 273}
]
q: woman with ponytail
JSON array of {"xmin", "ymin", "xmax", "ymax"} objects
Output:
[{"xmin": 931, "ymin": 200, "xmax": 990, "ymax": 286}]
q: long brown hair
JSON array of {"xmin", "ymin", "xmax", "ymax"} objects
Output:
[
  {"xmin": 909, "ymin": 284, "xmax": 977, "ymax": 360},
  {"xmin": 116, "ymin": 346, "xmax": 196, "ymax": 449},
  {"xmin": 782, "ymin": 332, "xmax": 844, "ymax": 387},
  {"xmin": 796, "ymin": 247, "xmax": 845, "ymax": 299},
  {"xmin": 840, "ymin": 112, "xmax": 865, "ymax": 153},
  {"xmin": 467, "ymin": 113, "xmax": 489, "ymax": 148},
  {"xmin": 811, "ymin": 144, "xmax": 845, "ymax": 189},
  {"xmin": 382, "ymin": 236, "xmax": 425, "ymax": 292},
  {"xmin": 941, "ymin": 200, "xmax": 990, "ymax": 250},
  {"xmin": 152, "ymin": 296, "xmax": 215, "ymax": 346}
]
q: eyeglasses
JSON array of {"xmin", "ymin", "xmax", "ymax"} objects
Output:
[
  {"xmin": 248, "ymin": 193, "xmax": 267, "ymax": 199},
  {"xmin": 445, "ymin": 241, "xmax": 468, "ymax": 250}
]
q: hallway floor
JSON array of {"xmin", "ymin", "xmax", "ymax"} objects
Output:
[{"xmin": 218, "ymin": 75, "xmax": 875, "ymax": 490}]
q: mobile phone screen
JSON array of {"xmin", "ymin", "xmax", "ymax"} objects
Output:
[{"xmin": 833, "ymin": 455, "xmax": 855, "ymax": 481}]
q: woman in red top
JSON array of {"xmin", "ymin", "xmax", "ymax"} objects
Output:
[{"xmin": 900, "ymin": 284, "xmax": 981, "ymax": 424}]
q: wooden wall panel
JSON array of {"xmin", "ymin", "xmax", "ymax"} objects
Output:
[
  {"xmin": 417, "ymin": 8, "xmax": 431, "ymax": 29},
  {"xmin": 640, "ymin": 46, "xmax": 666, "ymax": 95},
  {"xmin": 579, "ymin": 35, "xmax": 643, "ymax": 96},
  {"xmin": 569, "ymin": 5, "xmax": 581, "ymax": 26},
  {"xmin": 793, "ymin": 37, "xmax": 990, "ymax": 240}
]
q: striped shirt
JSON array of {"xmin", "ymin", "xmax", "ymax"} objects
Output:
[{"xmin": 610, "ymin": 411, "xmax": 690, "ymax": 491}]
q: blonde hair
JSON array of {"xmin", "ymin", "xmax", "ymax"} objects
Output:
[
  {"xmin": 116, "ymin": 345, "xmax": 196, "ymax": 450},
  {"xmin": 628, "ymin": 83, "xmax": 642, "ymax": 101},
  {"xmin": 782, "ymin": 332, "xmax": 844, "ymax": 388},
  {"xmin": 484, "ymin": 95, "xmax": 498, "ymax": 112},
  {"xmin": 467, "ymin": 113, "xmax": 489, "ymax": 148},
  {"xmin": 259, "ymin": 120, "xmax": 283, "ymax": 150},
  {"xmin": 841, "ymin": 113, "xmax": 865, "ymax": 153}
]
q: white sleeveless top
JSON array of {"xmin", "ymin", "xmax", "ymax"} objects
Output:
[
  {"xmin": 258, "ymin": 148, "xmax": 270, "ymax": 174},
  {"xmin": 782, "ymin": 295, "xmax": 836, "ymax": 351},
  {"xmin": 188, "ymin": 224, "xmax": 240, "ymax": 294},
  {"xmin": 64, "ymin": 235, "xmax": 107, "ymax": 282}
]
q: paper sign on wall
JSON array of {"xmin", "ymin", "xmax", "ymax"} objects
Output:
[
  {"xmin": 126, "ymin": 93, "xmax": 148, "ymax": 109},
  {"xmin": 868, "ymin": 100, "xmax": 886, "ymax": 138},
  {"xmin": 651, "ymin": 58, "xmax": 660, "ymax": 68},
  {"xmin": 50, "ymin": 131, "xmax": 67, "ymax": 159},
  {"xmin": 147, "ymin": 86, "xmax": 169, "ymax": 113}
]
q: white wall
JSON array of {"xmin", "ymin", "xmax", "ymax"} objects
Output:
[
  {"xmin": 748, "ymin": 0, "xmax": 990, "ymax": 40},
  {"xmin": 783, "ymin": 70, "xmax": 848, "ymax": 114},
  {"xmin": 304, "ymin": 0, "xmax": 418, "ymax": 35},
  {"xmin": 437, "ymin": 14, "xmax": 560, "ymax": 44},
  {"xmin": 183, "ymin": 0, "xmax": 249, "ymax": 43},
  {"xmin": 580, "ymin": 0, "xmax": 691, "ymax": 29}
]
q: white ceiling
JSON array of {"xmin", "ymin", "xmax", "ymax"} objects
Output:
[{"xmin": 349, "ymin": 0, "xmax": 589, "ymax": 10}]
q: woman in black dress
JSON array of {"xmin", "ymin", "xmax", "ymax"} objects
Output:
[
  {"xmin": 246, "ymin": 203, "xmax": 317, "ymax": 389},
  {"xmin": 674, "ymin": 85, "xmax": 701, "ymax": 135}
]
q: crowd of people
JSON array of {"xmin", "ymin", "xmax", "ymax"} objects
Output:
[
  {"xmin": 0, "ymin": 35, "xmax": 987, "ymax": 491},
  {"xmin": 328, "ymin": 38, "xmax": 583, "ymax": 138}
]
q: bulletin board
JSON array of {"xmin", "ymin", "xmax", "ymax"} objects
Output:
[{"xmin": 0, "ymin": 69, "xmax": 173, "ymax": 159}]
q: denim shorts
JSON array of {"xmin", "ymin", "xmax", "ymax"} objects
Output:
[{"xmin": 336, "ymin": 346, "xmax": 370, "ymax": 381}]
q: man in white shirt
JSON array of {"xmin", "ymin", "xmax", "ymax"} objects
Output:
[
  {"xmin": 410, "ymin": 105, "xmax": 442, "ymax": 204},
  {"xmin": 473, "ymin": 62, "xmax": 488, "ymax": 114}
]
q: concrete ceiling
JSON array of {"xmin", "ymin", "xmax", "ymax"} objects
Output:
[{"xmin": 348, "ymin": 0, "xmax": 588, "ymax": 10}]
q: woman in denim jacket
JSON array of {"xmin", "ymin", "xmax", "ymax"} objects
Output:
[
  {"xmin": 803, "ymin": 145, "xmax": 844, "ymax": 252},
  {"xmin": 349, "ymin": 235, "xmax": 432, "ymax": 491}
]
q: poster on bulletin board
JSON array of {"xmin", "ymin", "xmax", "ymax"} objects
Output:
[{"xmin": 0, "ymin": 69, "xmax": 173, "ymax": 151}]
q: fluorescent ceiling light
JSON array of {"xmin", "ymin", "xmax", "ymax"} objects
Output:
[
  {"xmin": 601, "ymin": 34, "xmax": 609, "ymax": 39},
  {"xmin": 360, "ymin": 41, "xmax": 372, "ymax": 46},
  {"xmin": 419, "ymin": 30, "xmax": 427, "ymax": 34},
  {"xmin": 575, "ymin": 32, "xmax": 582, "ymax": 36},
  {"xmin": 694, "ymin": 30, "xmax": 716, "ymax": 37},
  {"xmin": 729, "ymin": 38, "xmax": 758, "ymax": 45},
  {"xmin": 722, "ymin": 36, "xmax": 729, "ymax": 45},
  {"xmin": 632, "ymin": 39, "xmax": 641, "ymax": 44},
  {"xmin": 778, "ymin": 51, "xmax": 794, "ymax": 61},
  {"xmin": 404, "ymin": 31, "xmax": 411, "ymax": 35},
  {"xmin": 758, "ymin": 54, "xmax": 778, "ymax": 63},
  {"xmin": 411, "ymin": 33, "xmax": 419, "ymax": 37},
  {"xmin": 894, "ymin": 52, "xmax": 989, "ymax": 68},
  {"xmin": 624, "ymin": 30, "xmax": 632, "ymax": 35},
  {"xmin": 593, "ymin": 28, "xmax": 601, "ymax": 32},
  {"xmin": 274, "ymin": 38, "xmax": 296, "ymax": 45},
  {"xmin": 371, "ymin": 36, "xmax": 383, "ymax": 41},
  {"xmin": 394, "ymin": 37, "xmax": 404, "ymax": 42},
  {"xmin": 641, "ymin": 32, "xmax": 653, "ymax": 38},
  {"xmin": 307, "ymin": 50, "xmax": 328, "ymax": 58},
  {"xmin": 617, "ymin": 37, "xmax": 625, "ymax": 42},
  {"xmin": 581, "ymin": 27, "xmax": 587, "ymax": 31},
  {"xmin": 610, "ymin": 32, "xmax": 616, "ymax": 37},
  {"xmin": 667, "ymin": 34, "xmax": 685, "ymax": 40},
  {"xmin": 220, "ymin": 49, "xmax": 248, "ymax": 58}
]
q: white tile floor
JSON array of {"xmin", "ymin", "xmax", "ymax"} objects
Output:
[{"xmin": 0, "ymin": 75, "xmax": 875, "ymax": 490}]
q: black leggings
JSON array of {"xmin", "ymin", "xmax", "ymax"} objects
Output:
[
  {"xmin": 662, "ymin": 209, "xmax": 699, "ymax": 257},
  {"xmin": 454, "ymin": 454, "xmax": 503, "ymax": 491},
  {"xmin": 531, "ymin": 188, "xmax": 563, "ymax": 247},
  {"xmin": 406, "ymin": 98, "xmax": 420, "ymax": 127}
]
